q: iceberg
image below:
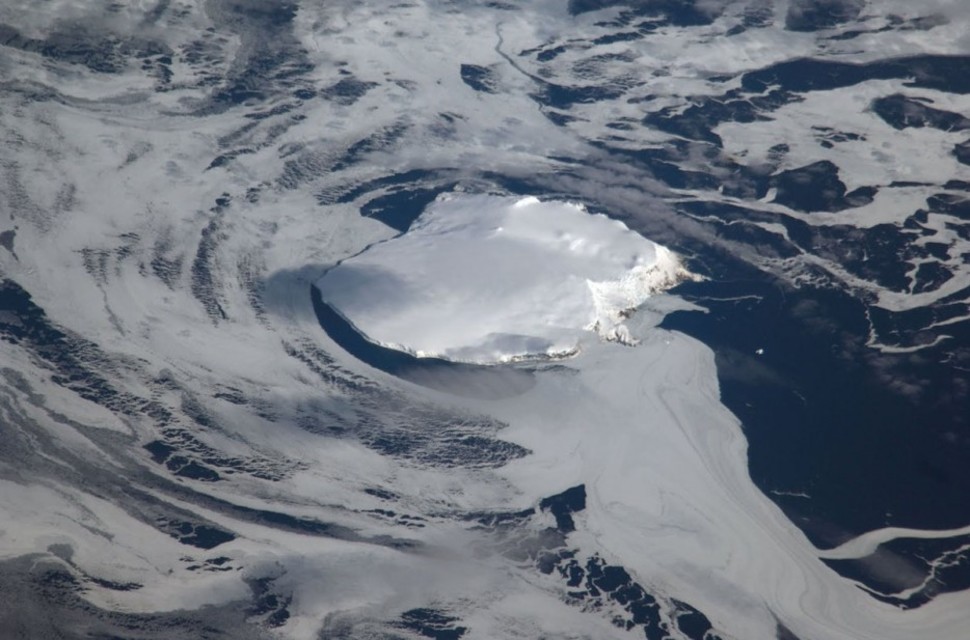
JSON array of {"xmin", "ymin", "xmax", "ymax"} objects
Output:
[{"xmin": 316, "ymin": 194, "xmax": 693, "ymax": 364}]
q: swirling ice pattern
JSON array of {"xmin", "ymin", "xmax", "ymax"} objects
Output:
[{"xmin": 0, "ymin": 1, "xmax": 968, "ymax": 639}]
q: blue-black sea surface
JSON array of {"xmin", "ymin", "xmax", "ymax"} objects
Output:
[{"xmin": 662, "ymin": 276, "xmax": 969, "ymax": 548}]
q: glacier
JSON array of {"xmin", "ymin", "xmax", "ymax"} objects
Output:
[{"xmin": 316, "ymin": 193, "xmax": 694, "ymax": 363}]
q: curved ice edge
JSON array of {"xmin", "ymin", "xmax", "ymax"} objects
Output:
[
  {"xmin": 317, "ymin": 278, "xmax": 704, "ymax": 367},
  {"xmin": 319, "ymin": 294, "xmax": 583, "ymax": 366},
  {"xmin": 317, "ymin": 267, "xmax": 702, "ymax": 367},
  {"xmin": 318, "ymin": 306, "xmax": 657, "ymax": 367}
]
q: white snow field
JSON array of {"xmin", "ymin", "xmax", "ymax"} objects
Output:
[
  {"xmin": 316, "ymin": 194, "xmax": 693, "ymax": 363},
  {"xmin": 316, "ymin": 195, "xmax": 970, "ymax": 640},
  {"xmin": 1, "ymin": 1, "xmax": 969, "ymax": 640}
]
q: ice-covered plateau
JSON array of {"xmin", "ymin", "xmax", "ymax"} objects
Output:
[{"xmin": 316, "ymin": 194, "xmax": 694, "ymax": 363}]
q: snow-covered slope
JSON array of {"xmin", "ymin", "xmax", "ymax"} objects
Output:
[{"xmin": 317, "ymin": 194, "xmax": 692, "ymax": 362}]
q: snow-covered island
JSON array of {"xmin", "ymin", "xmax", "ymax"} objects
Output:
[{"xmin": 316, "ymin": 194, "xmax": 694, "ymax": 364}]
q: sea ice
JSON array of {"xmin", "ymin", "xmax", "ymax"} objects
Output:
[{"xmin": 316, "ymin": 194, "xmax": 693, "ymax": 364}]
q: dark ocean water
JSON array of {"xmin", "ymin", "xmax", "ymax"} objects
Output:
[
  {"xmin": 662, "ymin": 273, "xmax": 970, "ymax": 605},
  {"xmin": 335, "ymin": 30, "xmax": 970, "ymax": 548},
  {"xmin": 320, "ymin": 59, "xmax": 970, "ymax": 597},
  {"xmin": 661, "ymin": 278, "xmax": 969, "ymax": 543}
]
